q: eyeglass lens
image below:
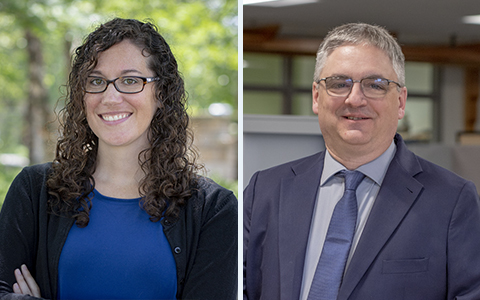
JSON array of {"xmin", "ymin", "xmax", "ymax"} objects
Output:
[
  {"xmin": 86, "ymin": 76, "xmax": 145, "ymax": 94},
  {"xmin": 325, "ymin": 77, "xmax": 391, "ymax": 98}
]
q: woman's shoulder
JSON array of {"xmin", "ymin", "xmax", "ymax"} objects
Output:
[
  {"xmin": 23, "ymin": 162, "xmax": 52, "ymax": 174},
  {"xmin": 197, "ymin": 177, "xmax": 235, "ymax": 197},
  {"xmin": 12, "ymin": 162, "xmax": 52, "ymax": 185},
  {"xmin": 189, "ymin": 177, "xmax": 237, "ymax": 215},
  {"xmin": 1, "ymin": 163, "xmax": 53, "ymax": 216}
]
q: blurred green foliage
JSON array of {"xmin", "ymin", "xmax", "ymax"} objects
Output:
[
  {"xmin": 0, "ymin": 0, "xmax": 238, "ymax": 209},
  {"xmin": 0, "ymin": 0, "xmax": 238, "ymax": 120}
]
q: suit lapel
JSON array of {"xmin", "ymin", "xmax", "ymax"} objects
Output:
[
  {"xmin": 278, "ymin": 152, "xmax": 324, "ymax": 300},
  {"xmin": 338, "ymin": 136, "xmax": 424, "ymax": 299}
]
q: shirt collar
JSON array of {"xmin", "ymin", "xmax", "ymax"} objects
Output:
[{"xmin": 321, "ymin": 141, "xmax": 397, "ymax": 186}]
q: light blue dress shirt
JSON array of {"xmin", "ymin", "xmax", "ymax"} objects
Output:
[{"xmin": 299, "ymin": 141, "xmax": 396, "ymax": 300}]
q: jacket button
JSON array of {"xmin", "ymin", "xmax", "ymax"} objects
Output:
[{"xmin": 174, "ymin": 247, "xmax": 181, "ymax": 254}]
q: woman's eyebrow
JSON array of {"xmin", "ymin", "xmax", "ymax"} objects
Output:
[
  {"xmin": 88, "ymin": 69, "xmax": 143, "ymax": 77},
  {"xmin": 89, "ymin": 70, "xmax": 104, "ymax": 77},
  {"xmin": 120, "ymin": 69, "xmax": 143, "ymax": 75}
]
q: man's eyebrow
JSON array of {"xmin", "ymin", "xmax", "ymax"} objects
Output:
[
  {"xmin": 328, "ymin": 74, "xmax": 387, "ymax": 79},
  {"xmin": 328, "ymin": 74, "xmax": 350, "ymax": 79},
  {"xmin": 363, "ymin": 74, "xmax": 386, "ymax": 79}
]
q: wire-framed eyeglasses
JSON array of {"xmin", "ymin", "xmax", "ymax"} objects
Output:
[
  {"xmin": 85, "ymin": 76, "xmax": 160, "ymax": 94},
  {"xmin": 316, "ymin": 76, "xmax": 403, "ymax": 99}
]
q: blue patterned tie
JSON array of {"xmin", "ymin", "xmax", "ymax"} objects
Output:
[{"xmin": 307, "ymin": 170, "xmax": 365, "ymax": 300}]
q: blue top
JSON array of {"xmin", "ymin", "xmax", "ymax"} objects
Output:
[{"xmin": 57, "ymin": 190, "xmax": 177, "ymax": 300}]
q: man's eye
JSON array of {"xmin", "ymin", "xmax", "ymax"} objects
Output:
[
  {"xmin": 371, "ymin": 84, "xmax": 386, "ymax": 90},
  {"xmin": 365, "ymin": 80, "xmax": 388, "ymax": 90},
  {"xmin": 328, "ymin": 81, "xmax": 350, "ymax": 89}
]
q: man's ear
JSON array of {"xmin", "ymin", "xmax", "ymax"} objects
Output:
[
  {"xmin": 397, "ymin": 86, "xmax": 407, "ymax": 120},
  {"xmin": 312, "ymin": 81, "xmax": 320, "ymax": 115}
]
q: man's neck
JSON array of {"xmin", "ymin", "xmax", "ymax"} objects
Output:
[{"xmin": 326, "ymin": 141, "xmax": 392, "ymax": 170}]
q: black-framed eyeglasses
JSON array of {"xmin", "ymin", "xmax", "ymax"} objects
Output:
[
  {"xmin": 85, "ymin": 76, "xmax": 160, "ymax": 94},
  {"xmin": 316, "ymin": 76, "xmax": 403, "ymax": 99}
]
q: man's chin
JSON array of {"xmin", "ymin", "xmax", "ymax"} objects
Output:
[{"xmin": 340, "ymin": 131, "xmax": 370, "ymax": 145}]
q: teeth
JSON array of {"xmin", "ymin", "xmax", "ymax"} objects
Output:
[
  {"xmin": 346, "ymin": 117, "xmax": 364, "ymax": 120},
  {"xmin": 102, "ymin": 113, "xmax": 129, "ymax": 121}
]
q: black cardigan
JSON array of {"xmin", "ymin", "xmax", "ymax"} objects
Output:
[{"xmin": 0, "ymin": 163, "xmax": 237, "ymax": 300}]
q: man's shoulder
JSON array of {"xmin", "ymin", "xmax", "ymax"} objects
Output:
[
  {"xmin": 258, "ymin": 151, "xmax": 323, "ymax": 175},
  {"xmin": 415, "ymin": 154, "xmax": 472, "ymax": 188},
  {"xmin": 395, "ymin": 142, "xmax": 474, "ymax": 195},
  {"xmin": 394, "ymin": 134, "xmax": 472, "ymax": 189},
  {"xmin": 247, "ymin": 151, "xmax": 325, "ymax": 189}
]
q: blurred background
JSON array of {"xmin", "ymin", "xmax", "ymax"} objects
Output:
[
  {"xmin": 0, "ymin": 0, "xmax": 238, "ymax": 207},
  {"xmin": 243, "ymin": 0, "xmax": 480, "ymax": 192}
]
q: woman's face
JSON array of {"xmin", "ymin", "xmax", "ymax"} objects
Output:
[{"xmin": 84, "ymin": 40, "xmax": 158, "ymax": 152}]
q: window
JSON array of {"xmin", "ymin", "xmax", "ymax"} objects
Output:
[{"xmin": 244, "ymin": 53, "xmax": 440, "ymax": 142}]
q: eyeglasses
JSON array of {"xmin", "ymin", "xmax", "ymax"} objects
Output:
[
  {"xmin": 316, "ymin": 76, "xmax": 403, "ymax": 99},
  {"xmin": 85, "ymin": 76, "xmax": 160, "ymax": 94}
]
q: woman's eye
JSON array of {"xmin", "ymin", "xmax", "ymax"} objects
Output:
[
  {"xmin": 91, "ymin": 78, "xmax": 105, "ymax": 86},
  {"xmin": 122, "ymin": 77, "xmax": 139, "ymax": 85}
]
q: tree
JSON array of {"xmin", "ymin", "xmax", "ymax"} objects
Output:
[
  {"xmin": 0, "ymin": 0, "xmax": 237, "ymax": 164},
  {"xmin": 1, "ymin": 0, "xmax": 72, "ymax": 164},
  {"xmin": 25, "ymin": 29, "xmax": 49, "ymax": 164}
]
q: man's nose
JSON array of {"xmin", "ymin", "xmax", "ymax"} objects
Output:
[{"xmin": 345, "ymin": 82, "xmax": 366, "ymax": 107}]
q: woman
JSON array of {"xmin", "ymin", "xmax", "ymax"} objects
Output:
[{"xmin": 0, "ymin": 18, "xmax": 237, "ymax": 300}]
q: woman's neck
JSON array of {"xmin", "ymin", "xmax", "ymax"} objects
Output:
[{"xmin": 92, "ymin": 143, "xmax": 148, "ymax": 199}]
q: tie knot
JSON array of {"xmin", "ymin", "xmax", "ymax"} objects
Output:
[{"xmin": 339, "ymin": 170, "xmax": 365, "ymax": 191}]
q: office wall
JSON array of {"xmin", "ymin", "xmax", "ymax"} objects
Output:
[
  {"xmin": 441, "ymin": 66, "xmax": 465, "ymax": 145},
  {"xmin": 243, "ymin": 66, "xmax": 480, "ymax": 191}
]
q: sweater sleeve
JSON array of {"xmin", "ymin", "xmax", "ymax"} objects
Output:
[
  {"xmin": 180, "ymin": 181, "xmax": 238, "ymax": 300},
  {"xmin": 0, "ymin": 166, "xmax": 47, "ymax": 300}
]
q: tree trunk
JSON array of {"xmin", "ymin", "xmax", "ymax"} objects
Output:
[{"xmin": 25, "ymin": 29, "xmax": 49, "ymax": 165}]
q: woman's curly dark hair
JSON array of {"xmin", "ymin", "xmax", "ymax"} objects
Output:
[{"xmin": 47, "ymin": 18, "xmax": 202, "ymax": 228}]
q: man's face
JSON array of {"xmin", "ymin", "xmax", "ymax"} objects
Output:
[{"xmin": 312, "ymin": 44, "xmax": 407, "ymax": 160}]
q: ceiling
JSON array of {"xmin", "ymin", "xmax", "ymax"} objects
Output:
[{"xmin": 243, "ymin": 0, "xmax": 480, "ymax": 46}]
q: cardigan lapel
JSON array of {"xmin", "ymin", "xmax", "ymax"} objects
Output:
[
  {"xmin": 278, "ymin": 152, "xmax": 324, "ymax": 300},
  {"xmin": 338, "ymin": 135, "xmax": 424, "ymax": 299}
]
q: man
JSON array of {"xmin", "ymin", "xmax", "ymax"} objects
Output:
[{"xmin": 243, "ymin": 23, "xmax": 480, "ymax": 300}]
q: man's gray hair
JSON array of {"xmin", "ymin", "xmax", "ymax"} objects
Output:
[{"xmin": 313, "ymin": 23, "xmax": 405, "ymax": 86}]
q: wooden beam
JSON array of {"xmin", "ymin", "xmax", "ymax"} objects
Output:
[
  {"xmin": 244, "ymin": 25, "xmax": 280, "ymax": 43},
  {"xmin": 464, "ymin": 67, "xmax": 479, "ymax": 131},
  {"xmin": 243, "ymin": 37, "xmax": 321, "ymax": 55},
  {"xmin": 243, "ymin": 30, "xmax": 480, "ymax": 66},
  {"xmin": 402, "ymin": 46, "xmax": 480, "ymax": 66}
]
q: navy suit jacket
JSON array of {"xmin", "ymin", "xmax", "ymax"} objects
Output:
[{"xmin": 244, "ymin": 134, "xmax": 480, "ymax": 300}]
